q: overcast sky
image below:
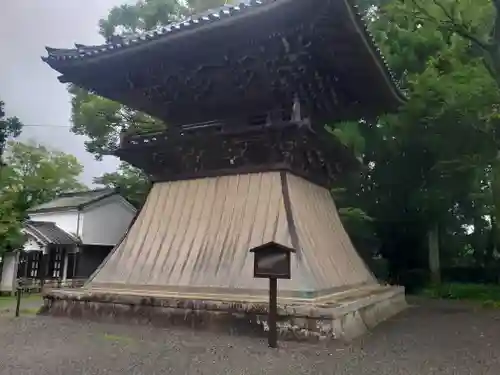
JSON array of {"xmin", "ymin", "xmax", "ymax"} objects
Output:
[{"xmin": 0, "ymin": 0, "xmax": 129, "ymax": 185}]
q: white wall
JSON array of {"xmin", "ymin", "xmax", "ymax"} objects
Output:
[
  {"xmin": 81, "ymin": 195, "xmax": 136, "ymax": 246},
  {"xmin": 0, "ymin": 253, "xmax": 18, "ymax": 293},
  {"xmin": 28, "ymin": 210, "xmax": 80, "ymax": 237},
  {"xmin": 23, "ymin": 237, "xmax": 45, "ymax": 253}
]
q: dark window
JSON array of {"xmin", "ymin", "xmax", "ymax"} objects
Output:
[
  {"xmin": 27, "ymin": 251, "xmax": 42, "ymax": 278},
  {"xmin": 48, "ymin": 248, "xmax": 64, "ymax": 279}
]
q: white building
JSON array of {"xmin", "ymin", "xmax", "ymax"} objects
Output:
[{"xmin": 0, "ymin": 189, "xmax": 136, "ymax": 295}]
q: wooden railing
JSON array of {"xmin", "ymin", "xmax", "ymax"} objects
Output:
[{"xmin": 118, "ymin": 109, "xmax": 311, "ymax": 149}]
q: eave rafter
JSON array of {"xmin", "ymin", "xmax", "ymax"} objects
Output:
[{"xmin": 41, "ymin": 0, "xmax": 405, "ymax": 118}]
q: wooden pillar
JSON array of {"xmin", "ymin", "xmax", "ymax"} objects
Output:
[
  {"xmin": 62, "ymin": 249, "xmax": 69, "ymax": 282},
  {"xmin": 268, "ymin": 277, "xmax": 278, "ymax": 348},
  {"xmin": 71, "ymin": 246, "xmax": 79, "ymax": 280},
  {"xmin": 40, "ymin": 248, "xmax": 49, "ymax": 289}
]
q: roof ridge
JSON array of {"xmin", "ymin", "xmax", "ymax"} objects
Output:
[
  {"xmin": 57, "ymin": 187, "xmax": 114, "ymax": 198},
  {"xmin": 25, "ymin": 220, "xmax": 57, "ymax": 226},
  {"xmin": 26, "ymin": 188, "xmax": 119, "ymax": 214},
  {"xmin": 42, "ymin": 0, "xmax": 272, "ymax": 62},
  {"xmin": 119, "ymin": 0, "xmax": 254, "ymax": 42}
]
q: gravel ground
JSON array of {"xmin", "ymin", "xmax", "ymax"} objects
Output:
[{"xmin": 0, "ymin": 298, "xmax": 499, "ymax": 375}]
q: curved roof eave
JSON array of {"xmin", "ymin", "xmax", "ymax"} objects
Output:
[{"xmin": 42, "ymin": 0, "xmax": 407, "ymax": 107}]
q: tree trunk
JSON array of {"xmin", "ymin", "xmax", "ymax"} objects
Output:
[
  {"xmin": 485, "ymin": 223, "xmax": 496, "ymax": 266},
  {"xmin": 491, "ymin": 154, "xmax": 500, "ymax": 253},
  {"xmin": 428, "ymin": 223, "xmax": 441, "ymax": 285}
]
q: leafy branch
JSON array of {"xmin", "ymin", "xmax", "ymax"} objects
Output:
[{"xmin": 405, "ymin": 0, "xmax": 500, "ymax": 86}]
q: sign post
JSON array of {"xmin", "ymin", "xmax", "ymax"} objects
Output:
[
  {"xmin": 15, "ymin": 278, "xmax": 23, "ymax": 318},
  {"xmin": 250, "ymin": 242, "xmax": 295, "ymax": 348},
  {"xmin": 268, "ymin": 277, "xmax": 278, "ymax": 347}
]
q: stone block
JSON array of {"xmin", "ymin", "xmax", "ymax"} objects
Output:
[{"xmin": 40, "ymin": 285, "xmax": 406, "ymax": 342}]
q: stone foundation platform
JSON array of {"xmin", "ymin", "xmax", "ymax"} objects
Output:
[{"xmin": 40, "ymin": 285, "xmax": 406, "ymax": 341}]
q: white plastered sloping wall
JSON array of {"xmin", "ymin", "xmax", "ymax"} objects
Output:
[
  {"xmin": 88, "ymin": 171, "xmax": 376, "ymax": 296},
  {"xmin": 0, "ymin": 253, "xmax": 18, "ymax": 294}
]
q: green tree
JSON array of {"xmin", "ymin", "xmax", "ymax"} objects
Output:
[
  {"xmin": 0, "ymin": 100, "xmax": 22, "ymax": 166},
  {"xmin": 70, "ymin": 85, "xmax": 164, "ymax": 158},
  {"xmin": 0, "ymin": 99, "xmax": 24, "ymax": 253},
  {"xmin": 98, "ymin": 0, "xmax": 235, "ymax": 40},
  {"xmin": 94, "ymin": 162, "xmax": 150, "ymax": 207},
  {"xmin": 0, "ymin": 191, "xmax": 24, "ymax": 254},
  {"xmin": 3, "ymin": 141, "xmax": 87, "ymax": 209},
  {"xmin": 339, "ymin": 0, "xmax": 499, "ymax": 284},
  {"xmin": 0, "ymin": 141, "xmax": 86, "ymax": 253},
  {"xmin": 394, "ymin": 0, "xmax": 500, "ymax": 275},
  {"xmin": 99, "ymin": 0, "xmax": 185, "ymax": 40}
]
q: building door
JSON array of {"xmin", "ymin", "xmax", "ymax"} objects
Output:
[
  {"xmin": 16, "ymin": 252, "xmax": 28, "ymax": 279},
  {"xmin": 66, "ymin": 252, "xmax": 79, "ymax": 279},
  {"xmin": 40, "ymin": 254, "xmax": 49, "ymax": 280}
]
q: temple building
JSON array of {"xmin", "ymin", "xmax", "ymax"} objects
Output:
[{"xmin": 41, "ymin": 0, "xmax": 407, "ymax": 340}]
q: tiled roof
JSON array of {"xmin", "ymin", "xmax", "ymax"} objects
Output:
[
  {"xmin": 24, "ymin": 221, "xmax": 79, "ymax": 245},
  {"xmin": 41, "ymin": 0, "xmax": 401, "ymax": 93},
  {"xmin": 27, "ymin": 188, "xmax": 116, "ymax": 213},
  {"xmin": 42, "ymin": 0, "xmax": 267, "ymax": 63}
]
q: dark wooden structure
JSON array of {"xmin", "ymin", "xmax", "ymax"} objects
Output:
[
  {"xmin": 40, "ymin": 0, "xmax": 407, "ymax": 340},
  {"xmin": 43, "ymin": 0, "xmax": 404, "ymax": 185},
  {"xmin": 44, "ymin": 0, "xmax": 403, "ymax": 122}
]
